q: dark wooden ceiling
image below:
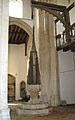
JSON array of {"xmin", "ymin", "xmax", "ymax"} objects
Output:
[{"xmin": 9, "ymin": 25, "xmax": 29, "ymax": 44}]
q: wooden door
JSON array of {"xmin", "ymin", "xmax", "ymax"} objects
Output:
[{"xmin": 8, "ymin": 74, "xmax": 15, "ymax": 102}]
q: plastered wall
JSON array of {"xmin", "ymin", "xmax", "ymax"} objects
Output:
[
  {"xmin": 58, "ymin": 50, "xmax": 75, "ymax": 104},
  {"xmin": 8, "ymin": 44, "xmax": 27, "ymax": 100},
  {"xmin": 57, "ymin": 0, "xmax": 75, "ymax": 104}
]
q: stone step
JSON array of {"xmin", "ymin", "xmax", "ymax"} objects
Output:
[
  {"xmin": 16, "ymin": 108, "xmax": 49, "ymax": 116},
  {"xmin": 18, "ymin": 102, "xmax": 49, "ymax": 110},
  {"xmin": 16, "ymin": 102, "xmax": 50, "ymax": 116}
]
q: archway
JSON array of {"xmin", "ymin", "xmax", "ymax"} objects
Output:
[
  {"xmin": 8, "ymin": 17, "xmax": 33, "ymax": 101},
  {"xmin": 9, "ymin": 17, "xmax": 32, "ymax": 34},
  {"xmin": 9, "ymin": 17, "xmax": 33, "ymax": 56}
]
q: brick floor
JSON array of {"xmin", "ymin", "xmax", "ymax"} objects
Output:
[{"xmin": 9, "ymin": 102, "xmax": 75, "ymax": 120}]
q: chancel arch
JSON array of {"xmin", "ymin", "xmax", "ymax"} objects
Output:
[
  {"xmin": 9, "ymin": 17, "xmax": 33, "ymax": 55},
  {"xmin": 9, "ymin": 17, "xmax": 32, "ymax": 40},
  {"xmin": 8, "ymin": 17, "xmax": 33, "ymax": 100}
]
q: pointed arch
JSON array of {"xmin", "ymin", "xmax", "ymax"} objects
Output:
[
  {"xmin": 9, "ymin": 17, "xmax": 33, "ymax": 39},
  {"xmin": 9, "ymin": 17, "xmax": 33, "ymax": 55}
]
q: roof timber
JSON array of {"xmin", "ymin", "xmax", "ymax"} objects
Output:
[
  {"xmin": 31, "ymin": 0, "xmax": 66, "ymax": 12},
  {"xmin": 31, "ymin": 0, "xmax": 73, "ymax": 43}
]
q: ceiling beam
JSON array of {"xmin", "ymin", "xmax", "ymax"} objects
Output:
[
  {"xmin": 31, "ymin": 0, "xmax": 66, "ymax": 12},
  {"xmin": 55, "ymin": 2, "xmax": 74, "ymax": 23},
  {"xmin": 31, "ymin": 0, "xmax": 71, "ymax": 43}
]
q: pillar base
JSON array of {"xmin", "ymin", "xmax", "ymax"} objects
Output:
[
  {"xmin": 0, "ymin": 108, "xmax": 11, "ymax": 120},
  {"xmin": 50, "ymin": 95, "xmax": 60, "ymax": 106}
]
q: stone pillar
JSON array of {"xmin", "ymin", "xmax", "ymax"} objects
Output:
[
  {"xmin": 45, "ymin": 0, "xmax": 60, "ymax": 106},
  {"xmin": 34, "ymin": 0, "xmax": 60, "ymax": 106},
  {"xmin": 0, "ymin": 0, "xmax": 11, "ymax": 120},
  {"xmin": 39, "ymin": 10, "xmax": 51, "ymax": 103},
  {"xmin": 23, "ymin": 0, "xmax": 31, "ymax": 19},
  {"xmin": 48, "ymin": 14, "xmax": 60, "ymax": 106}
]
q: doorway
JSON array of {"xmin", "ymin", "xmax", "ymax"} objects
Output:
[{"xmin": 8, "ymin": 74, "xmax": 15, "ymax": 102}]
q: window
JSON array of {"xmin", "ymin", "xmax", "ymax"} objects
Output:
[{"xmin": 9, "ymin": 0, "xmax": 23, "ymax": 18}]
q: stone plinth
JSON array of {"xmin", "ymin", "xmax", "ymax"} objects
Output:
[
  {"xmin": 27, "ymin": 85, "xmax": 40, "ymax": 103},
  {"xmin": 17, "ymin": 102, "xmax": 50, "ymax": 116},
  {"xmin": 16, "ymin": 85, "xmax": 50, "ymax": 116}
]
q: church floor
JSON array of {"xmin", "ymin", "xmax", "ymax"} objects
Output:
[{"xmin": 9, "ymin": 101, "xmax": 75, "ymax": 120}]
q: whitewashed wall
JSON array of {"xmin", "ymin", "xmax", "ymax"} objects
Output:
[
  {"xmin": 8, "ymin": 44, "xmax": 27, "ymax": 100},
  {"xmin": 58, "ymin": 50, "xmax": 75, "ymax": 104},
  {"xmin": 57, "ymin": 0, "xmax": 75, "ymax": 104}
]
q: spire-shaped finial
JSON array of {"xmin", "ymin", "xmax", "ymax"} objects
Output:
[
  {"xmin": 32, "ymin": 26, "xmax": 36, "ymax": 51},
  {"xmin": 27, "ymin": 26, "xmax": 40, "ymax": 85}
]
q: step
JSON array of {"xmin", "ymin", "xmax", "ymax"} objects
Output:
[{"xmin": 16, "ymin": 102, "xmax": 50, "ymax": 116}]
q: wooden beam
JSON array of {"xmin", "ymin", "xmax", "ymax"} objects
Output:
[
  {"xmin": 57, "ymin": 36, "xmax": 75, "ymax": 51},
  {"xmin": 31, "ymin": 0, "xmax": 72, "ymax": 46},
  {"xmin": 67, "ymin": 2, "xmax": 74, "ymax": 11},
  {"xmin": 31, "ymin": 0, "xmax": 66, "ymax": 12},
  {"xmin": 55, "ymin": 3, "xmax": 74, "ymax": 23},
  {"xmin": 46, "ymin": 9, "xmax": 65, "ymax": 24},
  {"xmin": 64, "ymin": 9, "xmax": 71, "ymax": 42}
]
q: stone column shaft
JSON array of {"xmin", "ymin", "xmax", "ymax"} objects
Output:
[
  {"xmin": 23, "ymin": 0, "xmax": 31, "ymax": 19},
  {"xmin": 0, "ymin": 0, "xmax": 10, "ymax": 120},
  {"xmin": 34, "ymin": 0, "xmax": 60, "ymax": 106},
  {"xmin": 39, "ymin": 10, "xmax": 51, "ymax": 103},
  {"xmin": 48, "ymin": 14, "xmax": 60, "ymax": 106}
]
